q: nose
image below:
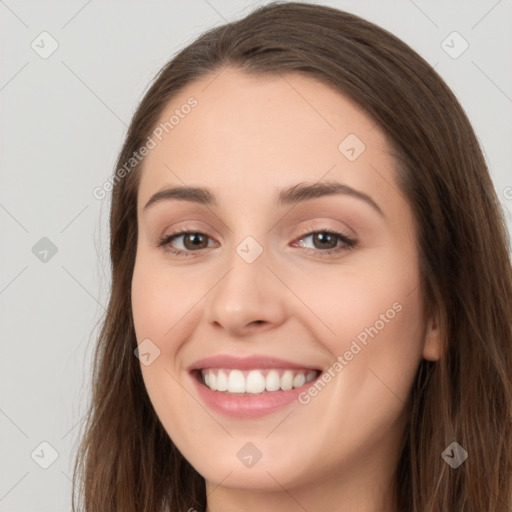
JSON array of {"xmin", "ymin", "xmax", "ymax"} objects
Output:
[{"xmin": 205, "ymin": 247, "xmax": 287, "ymax": 337}]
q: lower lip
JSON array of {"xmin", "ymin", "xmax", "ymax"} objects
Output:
[{"xmin": 190, "ymin": 371, "xmax": 319, "ymax": 418}]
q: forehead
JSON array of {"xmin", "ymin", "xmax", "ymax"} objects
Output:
[{"xmin": 137, "ymin": 67, "xmax": 399, "ymax": 213}]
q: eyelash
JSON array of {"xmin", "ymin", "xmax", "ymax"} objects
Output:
[{"xmin": 157, "ymin": 226, "xmax": 357, "ymax": 258}]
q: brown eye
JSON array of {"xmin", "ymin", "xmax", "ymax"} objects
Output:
[
  {"xmin": 158, "ymin": 228, "xmax": 356, "ymax": 258},
  {"xmin": 310, "ymin": 232, "xmax": 338, "ymax": 250},
  {"xmin": 181, "ymin": 233, "xmax": 209, "ymax": 250},
  {"xmin": 158, "ymin": 230, "xmax": 216, "ymax": 256},
  {"xmin": 295, "ymin": 229, "xmax": 356, "ymax": 254}
]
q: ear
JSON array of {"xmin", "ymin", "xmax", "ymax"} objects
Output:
[{"xmin": 422, "ymin": 310, "xmax": 444, "ymax": 361}]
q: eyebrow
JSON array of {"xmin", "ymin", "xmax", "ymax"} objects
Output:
[{"xmin": 143, "ymin": 180, "xmax": 385, "ymax": 217}]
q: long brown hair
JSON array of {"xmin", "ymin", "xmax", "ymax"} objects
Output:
[{"xmin": 72, "ymin": 3, "xmax": 512, "ymax": 510}]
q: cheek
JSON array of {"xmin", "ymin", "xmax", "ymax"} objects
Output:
[
  {"xmin": 344, "ymin": 300, "xmax": 424, "ymax": 431},
  {"xmin": 290, "ymin": 251, "xmax": 423, "ymax": 353},
  {"xmin": 131, "ymin": 253, "xmax": 194, "ymax": 348},
  {"xmin": 131, "ymin": 256, "xmax": 199, "ymax": 440},
  {"xmin": 289, "ymin": 249, "xmax": 425, "ymax": 411},
  {"xmin": 131, "ymin": 263, "xmax": 161, "ymax": 345}
]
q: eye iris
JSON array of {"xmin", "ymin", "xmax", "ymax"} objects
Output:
[
  {"xmin": 314, "ymin": 232, "xmax": 337, "ymax": 249},
  {"xmin": 184, "ymin": 233, "xmax": 208, "ymax": 250}
]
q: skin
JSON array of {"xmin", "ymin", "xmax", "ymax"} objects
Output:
[{"xmin": 131, "ymin": 67, "xmax": 442, "ymax": 512}]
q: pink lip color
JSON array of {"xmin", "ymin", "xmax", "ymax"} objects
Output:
[
  {"xmin": 187, "ymin": 355, "xmax": 321, "ymax": 418},
  {"xmin": 188, "ymin": 354, "xmax": 320, "ymax": 372},
  {"xmin": 190, "ymin": 373, "xmax": 319, "ymax": 418}
]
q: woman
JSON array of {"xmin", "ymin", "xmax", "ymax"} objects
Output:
[{"xmin": 72, "ymin": 3, "xmax": 512, "ymax": 511}]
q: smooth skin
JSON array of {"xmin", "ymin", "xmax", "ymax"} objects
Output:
[{"xmin": 131, "ymin": 67, "xmax": 442, "ymax": 512}]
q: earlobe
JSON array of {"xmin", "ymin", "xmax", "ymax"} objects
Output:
[{"xmin": 422, "ymin": 313, "xmax": 444, "ymax": 361}]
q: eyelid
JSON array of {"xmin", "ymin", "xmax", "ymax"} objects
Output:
[
  {"xmin": 290, "ymin": 226, "xmax": 357, "ymax": 255},
  {"xmin": 158, "ymin": 222, "xmax": 357, "ymax": 259}
]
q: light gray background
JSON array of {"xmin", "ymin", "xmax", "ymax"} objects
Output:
[{"xmin": 1, "ymin": 1, "xmax": 511, "ymax": 510}]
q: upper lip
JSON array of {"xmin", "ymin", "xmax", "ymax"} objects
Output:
[{"xmin": 188, "ymin": 355, "xmax": 320, "ymax": 372}]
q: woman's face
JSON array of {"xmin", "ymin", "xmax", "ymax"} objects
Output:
[{"xmin": 131, "ymin": 68, "xmax": 440, "ymax": 502}]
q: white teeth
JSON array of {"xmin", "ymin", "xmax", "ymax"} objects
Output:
[
  {"xmin": 208, "ymin": 370, "xmax": 216, "ymax": 391},
  {"xmin": 265, "ymin": 370, "xmax": 281, "ymax": 391},
  {"xmin": 227, "ymin": 369, "xmax": 245, "ymax": 393},
  {"xmin": 201, "ymin": 368, "xmax": 318, "ymax": 393},
  {"xmin": 246, "ymin": 370, "xmax": 266, "ymax": 394},
  {"xmin": 280, "ymin": 370, "xmax": 293, "ymax": 391},
  {"xmin": 293, "ymin": 373, "xmax": 306, "ymax": 388},
  {"xmin": 306, "ymin": 371, "xmax": 316, "ymax": 383},
  {"xmin": 216, "ymin": 370, "xmax": 228, "ymax": 391}
]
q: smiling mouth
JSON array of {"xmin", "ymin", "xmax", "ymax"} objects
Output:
[{"xmin": 193, "ymin": 368, "xmax": 321, "ymax": 395}]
